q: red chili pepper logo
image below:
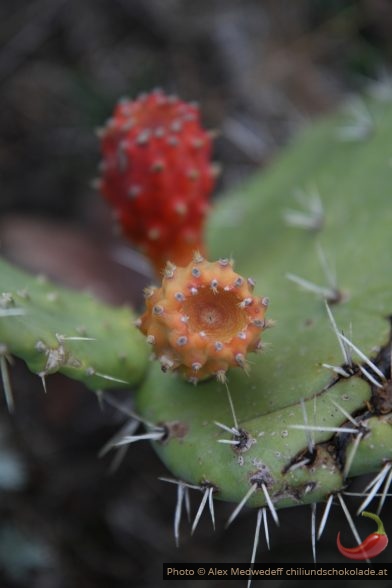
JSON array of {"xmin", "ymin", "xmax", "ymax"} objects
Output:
[{"xmin": 337, "ymin": 511, "xmax": 389, "ymax": 560}]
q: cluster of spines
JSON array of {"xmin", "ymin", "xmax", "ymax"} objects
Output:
[
  {"xmin": 98, "ymin": 89, "xmax": 216, "ymax": 273},
  {"xmin": 0, "ymin": 258, "xmax": 149, "ymax": 396},
  {"xmin": 137, "ymin": 254, "xmax": 270, "ymax": 382}
]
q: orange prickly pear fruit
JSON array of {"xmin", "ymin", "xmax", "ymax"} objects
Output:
[{"xmin": 137, "ymin": 254, "xmax": 270, "ymax": 383}]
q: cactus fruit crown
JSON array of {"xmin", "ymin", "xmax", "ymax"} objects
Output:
[
  {"xmin": 98, "ymin": 89, "xmax": 215, "ymax": 273},
  {"xmin": 137, "ymin": 254, "xmax": 270, "ymax": 383}
]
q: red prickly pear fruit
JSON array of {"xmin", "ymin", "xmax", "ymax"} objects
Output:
[
  {"xmin": 98, "ymin": 89, "xmax": 216, "ymax": 273},
  {"xmin": 137, "ymin": 254, "xmax": 270, "ymax": 383}
]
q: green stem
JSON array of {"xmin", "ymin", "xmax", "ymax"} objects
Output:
[{"xmin": 361, "ymin": 511, "xmax": 386, "ymax": 536}]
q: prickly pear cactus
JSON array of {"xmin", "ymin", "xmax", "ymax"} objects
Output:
[
  {"xmin": 136, "ymin": 96, "xmax": 392, "ymax": 512},
  {"xmin": 0, "ymin": 95, "xmax": 391, "ymax": 536},
  {"xmin": 0, "ymin": 260, "xmax": 148, "ymax": 391}
]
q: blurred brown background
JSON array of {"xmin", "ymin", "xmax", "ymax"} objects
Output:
[{"xmin": 0, "ymin": 1, "xmax": 392, "ymax": 586}]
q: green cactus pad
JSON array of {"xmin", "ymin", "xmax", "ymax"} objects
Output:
[
  {"xmin": 136, "ymin": 96, "xmax": 392, "ymax": 507},
  {"xmin": 0, "ymin": 259, "xmax": 148, "ymax": 390}
]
